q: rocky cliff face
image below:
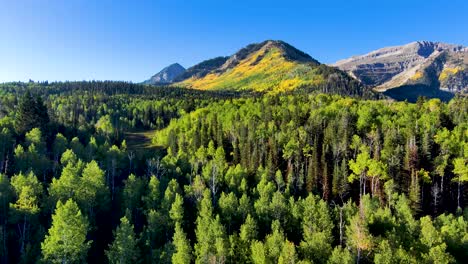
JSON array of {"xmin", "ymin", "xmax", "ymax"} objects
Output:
[
  {"xmin": 144, "ymin": 63, "xmax": 186, "ymax": 85},
  {"xmin": 333, "ymin": 41, "xmax": 467, "ymax": 94}
]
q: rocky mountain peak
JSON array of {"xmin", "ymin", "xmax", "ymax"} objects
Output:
[{"xmin": 143, "ymin": 63, "xmax": 186, "ymax": 85}]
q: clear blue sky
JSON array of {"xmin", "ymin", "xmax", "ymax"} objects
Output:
[{"xmin": 0, "ymin": 0, "xmax": 466, "ymax": 82}]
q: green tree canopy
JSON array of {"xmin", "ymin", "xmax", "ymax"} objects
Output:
[{"xmin": 41, "ymin": 199, "xmax": 91, "ymax": 264}]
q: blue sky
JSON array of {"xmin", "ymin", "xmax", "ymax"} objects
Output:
[{"xmin": 0, "ymin": 0, "xmax": 466, "ymax": 82}]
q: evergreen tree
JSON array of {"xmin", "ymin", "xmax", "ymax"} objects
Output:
[{"xmin": 15, "ymin": 91, "xmax": 49, "ymax": 135}]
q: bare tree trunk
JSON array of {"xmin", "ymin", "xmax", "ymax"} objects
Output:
[
  {"xmin": 339, "ymin": 206, "xmax": 344, "ymax": 246},
  {"xmin": 1, "ymin": 196, "xmax": 8, "ymax": 264},
  {"xmin": 359, "ymin": 173, "xmax": 363, "ymax": 200},
  {"xmin": 19, "ymin": 215, "xmax": 28, "ymax": 255},
  {"xmin": 362, "ymin": 174, "xmax": 366, "ymax": 197},
  {"xmin": 432, "ymin": 183, "xmax": 439, "ymax": 215},
  {"xmin": 111, "ymin": 159, "xmax": 116, "ymax": 200},
  {"xmin": 357, "ymin": 248, "xmax": 361, "ymax": 264},
  {"xmin": 3, "ymin": 153, "xmax": 9, "ymax": 175},
  {"xmin": 210, "ymin": 164, "xmax": 219, "ymax": 206},
  {"xmin": 128, "ymin": 151, "xmax": 135, "ymax": 174},
  {"xmin": 458, "ymin": 178, "xmax": 461, "ymax": 211},
  {"xmin": 0, "ymin": 154, "xmax": 3, "ymax": 174}
]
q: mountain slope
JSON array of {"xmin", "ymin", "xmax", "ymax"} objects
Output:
[
  {"xmin": 175, "ymin": 40, "xmax": 367, "ymax": 96},
  {"xmin": 333, "ymin": 41, "xmax": 467, "ymax": 94},
  {"xmin": 144, "ymin": 63, "xmax": 186, "ymax": 84},
  {"xmin": 173, "ymin": 57, "xmax": 228, "ymax": 82}
]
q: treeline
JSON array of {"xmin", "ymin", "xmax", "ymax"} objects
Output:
[
  {"xmin": 0, "ymin": 82, "xmax": 466, "ymax": 263},
  {"xmin": 0, "ymin": 81, "xmax": 253, "ymax": 97}
]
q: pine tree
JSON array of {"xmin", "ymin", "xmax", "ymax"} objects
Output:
[
  {"xmin": 41, "ymin": 199, "xmax": 91, "ymax": 264},
  {"xmin": 15, "ymin": 91, "xmax": 49, "ymax": 135}
]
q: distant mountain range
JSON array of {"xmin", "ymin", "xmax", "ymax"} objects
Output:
[
  {"xmin": 144, "ymin": 40, "xmax": 467, "ymax": 101},
  {"xmin": 334, "ymin": 41, "xmax": 467, "ymax": 100}
]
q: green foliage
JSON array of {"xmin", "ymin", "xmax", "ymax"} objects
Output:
[
  {"xmin": 41, "ymin": 199, "xmax": 91, "ymax": 264},
  {"xmin": 172, "ymin": 223, "xmax": 192, "ymax": 264},
  {"xmin": 106, "ymin": 214, "xmax": 140, "ymax": 264},
  {"xmin": 95, "ymin": 115, "xmax": 115, "ymax": 139},
  {"xmin": 15, "ymin": 91, "xmax": 49, "ymax": 135},
  {"xmin": 194, "ymin": 190, "xmax": 228, "ymax": 263},
  {"xmin": 0, "ymin": 82, "xmax": 467, "ymax": 263},
  {"xmin": 327, "ymin": 247, "xmax": 353, "ymax": 264},
  {"xmin": 299, "ymin": 194, "xmax": 333, "ymax": 263}
]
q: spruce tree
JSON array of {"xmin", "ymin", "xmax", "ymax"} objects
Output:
[{"xmin": 15, "ymin": 91, "xmax": 49, "ymax": 135}]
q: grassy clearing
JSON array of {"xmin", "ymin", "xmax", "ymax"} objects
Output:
[{"xmin": 125, "ymin": 129, "xmax": 158, "ymax": 151}]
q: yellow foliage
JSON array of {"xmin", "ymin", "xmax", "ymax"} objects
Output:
[
  {"xmin": 410, "ymin": 71, "xmax": 424, "ymax": 81},
  {"xmin": 179, "ymin": 47, "xmax": 325, "ymax": 93},
  {"xmin": 439, "ymin": 67, "xmax": 461, "ymax": 81}
]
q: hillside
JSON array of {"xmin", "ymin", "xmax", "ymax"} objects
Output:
[
  {"xmin": 174, "ymin": 40, "xmax": 367, "ymax": 96},
  {"xmin": 334, "ymin": 41, "xmax": 467, "ymax": 95}
]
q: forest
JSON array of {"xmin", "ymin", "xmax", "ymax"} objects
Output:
[{"xmin": 0, "ymin": 81, "xmax": 467, "ymax": 264}]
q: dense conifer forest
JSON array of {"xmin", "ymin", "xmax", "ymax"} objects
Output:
[{"xmin": 0, "ymin": 81, "xmax": 467, "ymax": 263}]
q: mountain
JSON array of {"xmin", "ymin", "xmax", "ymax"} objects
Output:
[
  {"xmin": 333, "ymin": 41, "xmax": 467, "ymax": 98},
  {"xmin": 174, "ymin": 40, "xmax": 368, "ymax": 96},
  {"xmin": 143, "ymin": 63, "xmax": 186, "ymax": 84},
  {"xmin": 173, "ymin": 57, "xmax": 229, "ymax": 82}
]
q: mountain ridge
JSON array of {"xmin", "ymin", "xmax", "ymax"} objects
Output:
[
  {"xmin": 173, "ymin": 40, "xmax": 365, "ymax": 96},
  {"xmin": 143, "ymin": 40, "xmax": 466, "ymax": 100},
  {"xmin": 333, "ymin": 41, "xmax": 467, "ymax": 95}
]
